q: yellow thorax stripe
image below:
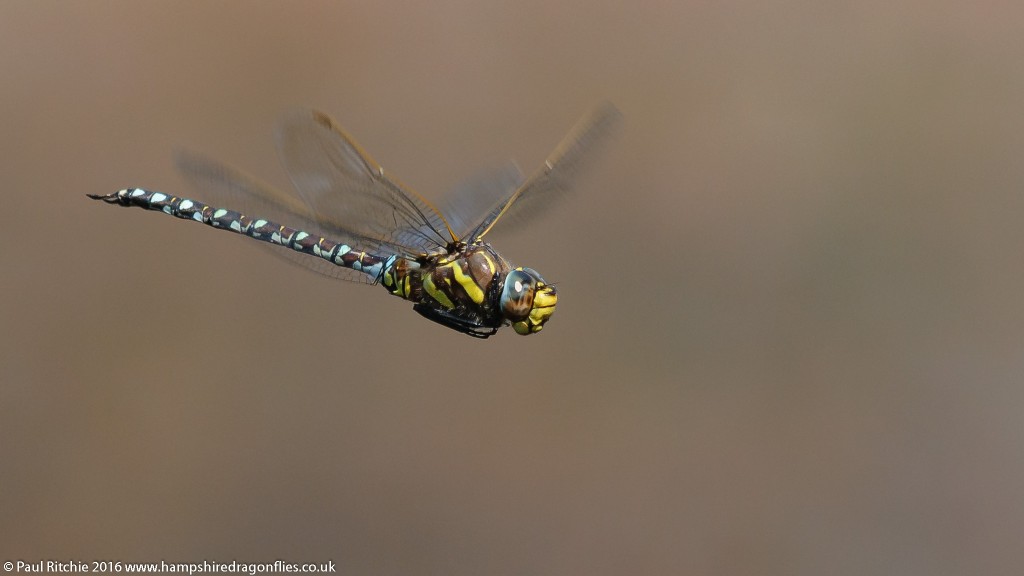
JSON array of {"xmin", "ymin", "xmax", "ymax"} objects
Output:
[
  {"xmin": 480, "ymin": 252, "xmax": 496, "ymax": 276},
  {"xmin": 423, "ymin": 273, "xmax": 455, "ymax": 309},
  {"xmin": 449, "ymin": 262, "xmax": 485, "ymax": 305}
]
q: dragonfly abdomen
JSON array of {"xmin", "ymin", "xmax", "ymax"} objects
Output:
[{"xmin": 88, "ymin": 188, "xmax": 388, "ymax": 280}]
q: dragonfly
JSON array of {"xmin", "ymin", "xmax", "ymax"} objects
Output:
[{"xmin": 89, "ymin": 104, "xmax": 621, "ymax": 338}]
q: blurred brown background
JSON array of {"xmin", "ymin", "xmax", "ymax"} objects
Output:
[{"xmin": 3, "ymin": 1, "xmax": 1024, "ymax": 574}]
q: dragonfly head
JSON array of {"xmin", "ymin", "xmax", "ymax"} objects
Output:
[{"xmin": 501, "ymin": 268, "xmax": 557, "ymax": 335}]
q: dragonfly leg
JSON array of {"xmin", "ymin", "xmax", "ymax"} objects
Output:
[{"xmin": 413, "ymin": 303, "xmax": 499, "ymax": 339}]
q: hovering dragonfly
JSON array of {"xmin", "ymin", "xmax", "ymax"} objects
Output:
[{"xmin": 89, "ymin": 104, "xmax": 621, "ymax": 338}]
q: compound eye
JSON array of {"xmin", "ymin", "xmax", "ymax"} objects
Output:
[
  {"xmin": 501, "ymin": 270, "xmax": 536, "ymax": 321},
  {"xmin": 519, "ymin": 267, "xmax": 546, "ymax": 283}
]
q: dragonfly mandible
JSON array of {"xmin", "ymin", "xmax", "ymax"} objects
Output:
[{"xmin": 89, "ymin": 104, "xmax": 621, "ymax": 338}]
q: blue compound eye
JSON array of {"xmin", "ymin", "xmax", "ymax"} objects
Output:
[
  {"xmin": 519, "ymin": 267, "xmax": 546, "ymax": 283},
  {"xmin": 501, "ymin": 270, "xmax": 537, "ymax": 321}
]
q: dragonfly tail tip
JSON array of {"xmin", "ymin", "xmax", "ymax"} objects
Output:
[{"xmin": 86, "ymin": 192, "xmax": 120, "ymax": 203}]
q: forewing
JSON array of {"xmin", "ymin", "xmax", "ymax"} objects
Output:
[
  {"xmin": 275, "ymin": 109, "xmax": 453, "ymax": 254},
  {"xmin": 471, "ymin": 103, "xmax": 623, "ymax": 241}
]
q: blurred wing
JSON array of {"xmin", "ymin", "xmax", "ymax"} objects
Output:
[
  {"xmin": 275, "ymin": 109, "xmax": 455, "ymax": 254},
  {"xmin": 437, "ymin": 162, "xmax": 525, "ymax": 241},
  {"xmin": 470, "ymin": 103, "xmax": 623, "ymax": 241},
  {"xmin": 176, "ymin": 151, "xmax": 403, "ymax": 283}
]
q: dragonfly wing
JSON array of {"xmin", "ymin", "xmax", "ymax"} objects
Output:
[
  {"xmin": 275, "ymin": 109, "xmax": 453, "ymax": 254},
  {"xmin": 471, "ymin": 102, "xmax": 623, "ymax": 241},
  {"xmin": 436, "ymin": 162, "xmax": 525, "ymax": 241},
  {"xmin": 176, "ymin": 151, "xmax": 404, "ymax": 284}
]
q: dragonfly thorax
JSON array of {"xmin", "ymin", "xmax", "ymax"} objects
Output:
[{"xmin": 379, "ymin": 243, "xmax": 556, "ymax": 337}]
